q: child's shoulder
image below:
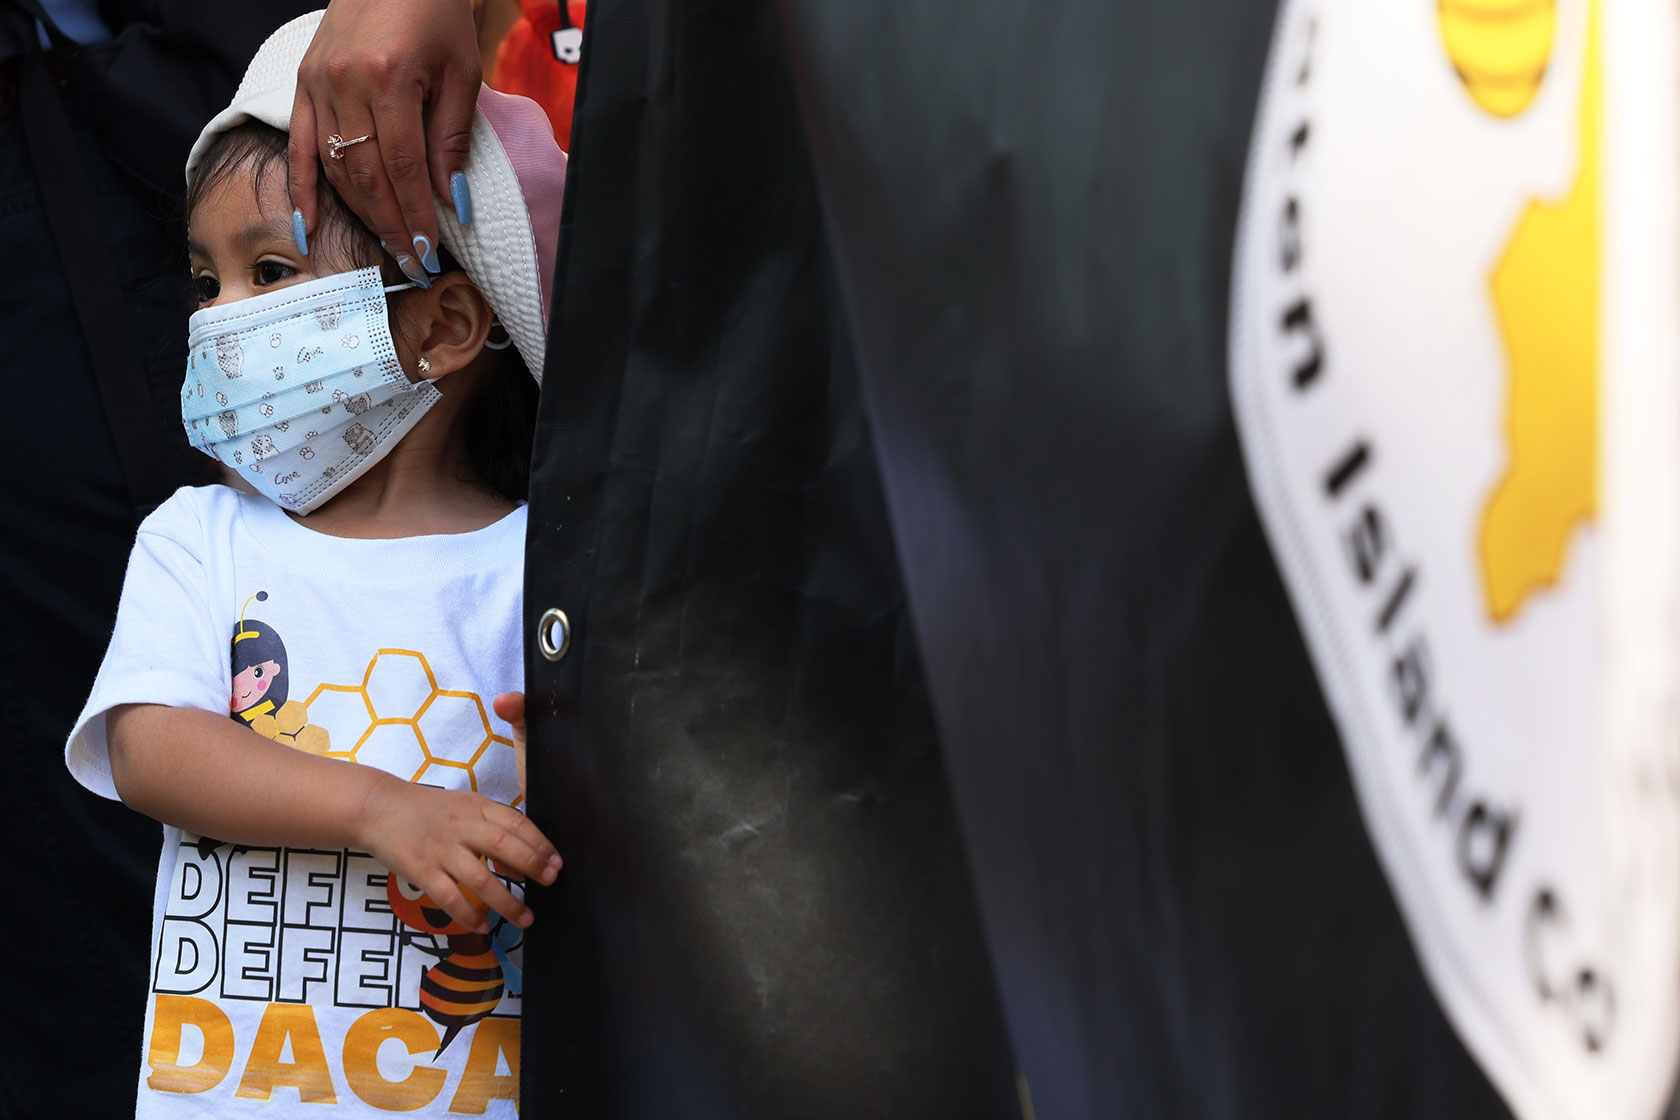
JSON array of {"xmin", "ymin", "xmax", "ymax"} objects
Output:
[{"xmin": 138, "ymin": 483, "xmax": 258, "ymax": 545}]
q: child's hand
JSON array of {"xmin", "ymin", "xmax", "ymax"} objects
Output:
[
  {"xmin": 493, "ymin": 691, "xmax": 528, "ymax": 802},
  {"xmin": 357, "ymin": 775, "xmax": 560, "ymax": 934}
]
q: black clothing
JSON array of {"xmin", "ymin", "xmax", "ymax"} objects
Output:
[
  {"xmin": 517, "ymin": 0, "xmax": 1557, "ymax": 1116},
  {"xmin": 519, "ymin": 0, "xmax": 1018, "ymax": 1116},
  {"xmin": 0, "ymin": 4, "xmax": 312, "ymax": 1115}
]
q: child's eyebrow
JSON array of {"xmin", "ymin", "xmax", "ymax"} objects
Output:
[{"xmin": 186, "ymin": 216, "xmax": 296, "ymax": 260}]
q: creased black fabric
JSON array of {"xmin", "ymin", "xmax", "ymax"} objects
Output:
[
  {"xmin": 521, "ymin": 0, "xmax": 1018, "ymax": 1116},
  {"xmin": 775, "ymin": 1, "xmax": 1515, "ymax": 1117}
]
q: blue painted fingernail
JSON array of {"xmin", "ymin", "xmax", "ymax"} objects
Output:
[
  {"xmin": 413, "ymin": 233, "xmax": 440, "ymax": 274},
  {"xmin": 292, "ymin": 209, "xmax": 309, "ymax": 256},
  {"xmin": 396, "ymin": 255, "xmax": 432, "ymax": 289},
  {"xmin": 451, "ymin": 171, "xmax": 472, "ymax": 226}
]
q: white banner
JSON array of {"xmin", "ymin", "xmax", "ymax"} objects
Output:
[{"xmin": 1228, "ymin": 1, "xmax": 1680, "ymax": 1116}]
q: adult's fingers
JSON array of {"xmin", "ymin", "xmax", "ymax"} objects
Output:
[
  {"xmin": 287, "ymin": 89, "xmax": 320, "ymax": 255},
  {"xmin": 366, "ymin": 81, "xmax": 443, "ymax": 274},
  {"xmin": 319, "ymin": 103, "xmax": 431, "ymax": 288},
  {"xmin": 290, "ymin": 0, "xmax": 481, "ymax": 272},
  {"xmin": 427, "ymin": 64, "xmax": 480, "ymax": 226}
]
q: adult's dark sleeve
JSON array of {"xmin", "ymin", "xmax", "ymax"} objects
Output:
[
  {"xmin": 518, "ymin": 0, "xmax": 1020, "ymax": 1116},
  {"xmin": 82, "ymin": 0, "xmax": 318, "ymax": 200}
]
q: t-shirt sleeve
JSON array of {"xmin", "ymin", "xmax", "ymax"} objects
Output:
[{"xmin": 66, "ymin": 500, "xmax": 228, "ymax": 801}]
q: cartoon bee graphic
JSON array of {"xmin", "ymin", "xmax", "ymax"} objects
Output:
[
  {"xmin": 388, "ymin": 872, "xmax": 522, "ymax": 1057},
  {"xmin": 230, "ymin": 592, "xmax": 330, "ymax": 754}
]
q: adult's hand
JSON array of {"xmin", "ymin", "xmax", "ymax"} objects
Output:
[{"xmin": 289, "ymin": 0, "xmax": 481, "ymax": 287}]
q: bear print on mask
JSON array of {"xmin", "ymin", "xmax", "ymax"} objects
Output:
[
  {"xmin": 332, "ymin": 388, "xmax": 372, "ymax": 415},
  {"xmin": 218, "ymin": 410, "xmax": 238, "ymax": 437},
  {"xmin": 343, "ymin": 423, "xmax": 376, "ymax": 456},
  {"xmin": 216, "ymin": 336, "xmax": 244, "ymax": 379},
  {"xmin": 251, "ymin": 434, "xmax": 278, "ymax": 460}
]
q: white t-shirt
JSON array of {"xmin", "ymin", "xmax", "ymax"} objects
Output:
[{"xmin": 67, "ymin": 485, "xmax": 528, "ymax": 1118}]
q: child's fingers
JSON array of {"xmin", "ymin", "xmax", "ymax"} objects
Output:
[
  {"xmin": 418, "ymin": 870, "xmax": 490, "ymax": 935},
  {"xmin": 472, "ymin": 807, "xmax": 561, "ymax": 885},
  {"xmin": 492, "ymin": 690, "xmax": 525, "ymax": 731},
  {"xmin": 449, "ymin": 850, "xmax": 532, "ymax": 930}
]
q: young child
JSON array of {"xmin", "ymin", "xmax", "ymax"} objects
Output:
[{"xmin": 64, "ymin": 12, "xmax": 566, "ymax": 1117}]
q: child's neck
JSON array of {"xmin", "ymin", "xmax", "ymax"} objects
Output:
[{"xmin": 287, "ymin": 420, "xmax": 515, "ymax": 540}]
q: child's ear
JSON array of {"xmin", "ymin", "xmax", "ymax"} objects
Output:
[{"xmin": 406, "ymin": 273, "xmax": 493, "ymax": 382}]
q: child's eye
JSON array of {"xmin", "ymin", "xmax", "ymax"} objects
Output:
[
  {"xmin": 254, "ymin": 260, "xmax": 295, "ymax": 287},
  {"xmin": 252, "ymin": 666, "xmax": 264, "ymax": 679},
  {"xmin": 193, "ymin": 274, "xmax": 220, "ymax": 304}
]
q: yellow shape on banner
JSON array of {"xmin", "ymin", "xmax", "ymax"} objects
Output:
[
  {"xmin": 1479, "ymin": 1, "xmax": 1598, "ymax": 622},
  {"xmin": 1439, "ymin": 0, "xmax": 1557, "ymax": 118}
]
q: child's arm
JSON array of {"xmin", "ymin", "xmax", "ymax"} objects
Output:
[{"xmin": 107, "ymin": 703, "xmax": 561, "ymax": 934}]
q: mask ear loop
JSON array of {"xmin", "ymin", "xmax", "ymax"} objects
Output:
[{"xmin": 382, "ymin": 281, "xmax": 444, "ymax": 382}]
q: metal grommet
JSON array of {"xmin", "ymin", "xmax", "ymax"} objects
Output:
[{"xmin": 537, "ymin": 607, "xmax": 571, "ymax": 662}]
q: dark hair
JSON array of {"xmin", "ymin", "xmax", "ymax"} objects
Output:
[{"xmin": 186, "ymin": 123, "xmax": 537, "ymax": 501}]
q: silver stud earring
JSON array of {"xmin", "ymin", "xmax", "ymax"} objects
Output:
[{"xmin": 416, "ymin": 355, "xmax": 432, "ymax": 375}]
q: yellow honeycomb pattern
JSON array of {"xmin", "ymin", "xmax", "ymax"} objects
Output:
[
  {"xmin": 247, "ymin": 699, "xmax": 331, "ymax": 755},
  {"xmin": 302, "ymin": 649, "xmax": 521, "ymax": 808}
]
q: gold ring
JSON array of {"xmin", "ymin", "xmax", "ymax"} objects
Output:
[{"xmin": 327, "ymin": 132, "xmax": 374, "ymax": 160}]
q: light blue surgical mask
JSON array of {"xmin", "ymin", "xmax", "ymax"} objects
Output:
[{"xmin": 181, "ymin": 267, "xmax": 438, "ymax": 514}]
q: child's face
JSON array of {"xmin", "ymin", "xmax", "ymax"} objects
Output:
[
  {"xmin": 188, "ymin": 163, "xmax": 340, "ymax": 310},
  {"xmin": 231, "ymin": 659, "xmax": 281, "ymax": 713}
]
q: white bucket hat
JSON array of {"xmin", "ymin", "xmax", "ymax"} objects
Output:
[{"xmin": 185, "ymin": 10, "xmax": 565, "ymax": 383}]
